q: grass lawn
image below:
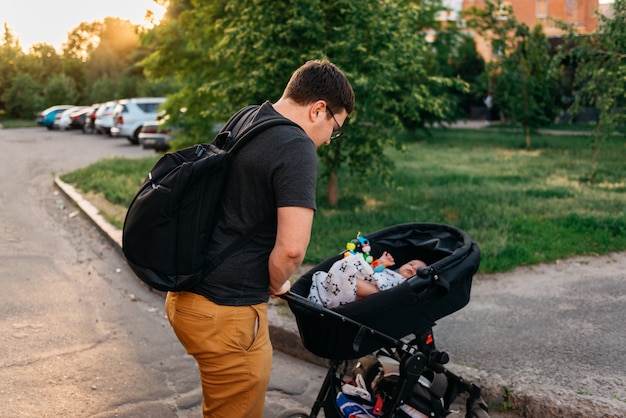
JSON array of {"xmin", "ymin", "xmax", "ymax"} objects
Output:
[
  {"xmin": 60, "ymin": 127, "xmax": 626, "ymax": 274},
  {"xmin": 0, "ymin": 115, "xmax": 37, "ymax": 128}
]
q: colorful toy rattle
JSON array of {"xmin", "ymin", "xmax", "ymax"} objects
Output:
[
  {"xmin": 345, "ymin": 233, "xmax": 375, "ymax": 265},
  {"xmin": 345, "ymin": 233, "xmax": 389, "ymax": 272}
]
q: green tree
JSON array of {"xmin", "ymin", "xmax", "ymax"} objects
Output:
[
  {"xmin": 557, "ymin": 0, "xmax": 626, "ymax": 181},
  {"xmin": 63, "ymin": 57, "xmax": 90, "ymax": 104},
  {"xmin": 463, "ymin": 0, "xmax": 519, "ymax": 58},
  {"xmin": 141, "ymin": 0, "xmax": 466, "ymax": 204},
  {"xmin": 0, "ymin": 17, "xmax": 170, "ymax": 116},
  {"xmin": 79, "ymin": 18, "xmax": 141, "ymax": 85},
  {"xmin": 2, "ymin": 73, "xmax": 43, "ymax": 118},
  {"xmin": 498, "ymin": 23, "xmax": 558, "ymax": 148},
  {"xmin": 464, "ymin": 0, "xmax": 558, "ymax": 148},
  {"xmin": 43, "ymin": 74, "xmax": 78, "ymax": 107},
  {"xmin": 89, "ymin": 76, "xmax": 118, "ymax": 103},
  {"xmin": 60, "ymin": 17, "xmax": 166, "ymax": 103},
  {"xmin": 0, "ymin": 24, "xmax": 24, "ymax": 110},
  {"xmin": 431, "ymin": 31, "xmax": 485, "ymax": 119},
  {"xmin": 28, "ymin": 43, "xmax": 64, "ymax": 84},
  {"xmin": 62, "ymin": 21, "xmax": 103, "ymax": 61}
]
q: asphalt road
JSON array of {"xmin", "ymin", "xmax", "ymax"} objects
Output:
[{"xmin": 0, "ymin": 127, "xmax": 323, "ymax": 417}]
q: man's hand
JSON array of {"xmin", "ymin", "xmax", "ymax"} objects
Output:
[{"xmin": 269, "ymin": 280, "xmax": 291, "ymax": 297}]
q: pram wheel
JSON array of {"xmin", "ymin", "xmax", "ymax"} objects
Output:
[
  {"xmin": 470, "ymin": 405, "xmax": 490, "ymax": 418},
  {"xmin": 275, "ymin": 407, "xmax": 309, "ymax": 418}
]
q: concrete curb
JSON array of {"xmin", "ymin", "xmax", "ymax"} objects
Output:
[{"xmin": 54, "ymin": 177, "xmax": 124, "ymax": 257}]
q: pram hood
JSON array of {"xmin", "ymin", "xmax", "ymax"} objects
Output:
[{"xmin": 286, "ymin": 223, "xmax": 480, "ymax": 360}]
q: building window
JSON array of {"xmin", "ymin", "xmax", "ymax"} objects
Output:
[
  {"xmin": 492, "ymin": 43, "xmax": 505, "ymax": 58},
  {"xmin": 566, "ymin": 0, "xmax": 579, "ymax": 23},
  {"xmin": 536, "ymin": 0, "xmax": 548, "ymax": 18},
  {"xmin": 496, "ymin": 1, "xmax": 512, "ymax": 21}
]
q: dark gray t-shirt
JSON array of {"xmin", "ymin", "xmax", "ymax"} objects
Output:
[{"xmin": 195, "ymin": 102, "xmax": 318, "ymax": 305}]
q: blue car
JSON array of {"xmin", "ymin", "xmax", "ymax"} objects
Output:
[{"xmin": 36, "ymin": 105, "xmax": 74, "ymax": 129}]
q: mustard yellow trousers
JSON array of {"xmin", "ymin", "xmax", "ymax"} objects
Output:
[{"xmin": 165, "ymin": 291, "xmax": 272, "ymax": 418}]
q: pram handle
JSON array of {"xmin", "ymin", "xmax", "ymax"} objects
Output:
[
  {"xmin": 407, "ymin": 272, "xmax": 435, "ymax": 289},
  {"xmin": 278, "ymin": 290, "xmax": 327, "ymax": 315},
  {"xmin": 279, "ymin": 291, "xmax": 419, "ymax": 355}
]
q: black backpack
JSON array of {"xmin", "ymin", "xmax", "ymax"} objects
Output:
[{"xmin": 122, "ymin": 105, "xmax": 297, "ymax": 291}]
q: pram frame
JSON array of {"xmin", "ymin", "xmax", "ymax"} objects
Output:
[
  {"xmin": 280, "ymin": 292, "xmax": 489, "ymax": 418},
  {"xmin": 278, "ymin": 223, "xmax": 489, "ymax": 418}
]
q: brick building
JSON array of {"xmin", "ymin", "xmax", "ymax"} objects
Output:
[{"xmin": 440, "ymin": 0, "xmax": 603, "ymax": 60}]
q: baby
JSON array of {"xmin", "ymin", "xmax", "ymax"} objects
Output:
[{"xmin": 308, "ymin": 251, "xmax": 427, "ymax": 308}]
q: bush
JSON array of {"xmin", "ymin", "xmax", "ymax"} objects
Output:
[{"xmin": 2, "ymin": 73, "xmax": 43, "ymax": 118}]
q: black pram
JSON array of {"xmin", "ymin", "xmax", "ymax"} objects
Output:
[{"xmin": 278, "ymin": 223, "xmax": 490, "ymax": 418}]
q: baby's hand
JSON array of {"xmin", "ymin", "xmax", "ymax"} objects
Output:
[{"xmin": 379, "ymin": 251, "xmax": 395, "ymax": 267}]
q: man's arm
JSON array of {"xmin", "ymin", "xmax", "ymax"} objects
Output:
[{"xmin": 268, "ymin": 206, "xmax": 314, "ymax": 295}]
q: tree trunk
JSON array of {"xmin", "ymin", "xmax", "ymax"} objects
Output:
[
  {"xmin": 327, "ymin": 171, "xmax": 339, "ymax": 206},
  {"xmin": 523, "ymin": 81, "xmax": 531, "ymax": 149},
  {"xmin": 589, "ymin": 120, "xmax": 602, "ymax": 182}
]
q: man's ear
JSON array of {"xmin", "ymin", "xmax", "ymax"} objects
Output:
[{"xmin": 309, "ymin": 100, "xmax": 327, "ymax": 121}]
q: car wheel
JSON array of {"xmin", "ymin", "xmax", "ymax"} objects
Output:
[{"xmin": 130, "ymin": 127, "xmax": 142, "ymax": 145}]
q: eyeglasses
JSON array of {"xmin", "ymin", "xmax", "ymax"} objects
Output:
[{"xmin": 326, "ymin": 107, "xmax": 344, "ymax": 140}]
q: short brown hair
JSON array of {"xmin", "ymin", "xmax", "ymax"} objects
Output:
[{"xmin": 283, "ymin": 60, "xmax": 355, "ymax": 114}]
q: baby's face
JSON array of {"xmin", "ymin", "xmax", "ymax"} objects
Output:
[{"xmin": 398, "ymin": 259, "xmax": 427, "ymax": 278}]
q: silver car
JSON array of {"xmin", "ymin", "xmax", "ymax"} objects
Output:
[
  {"xmin": 94, "ymin": 101, "xmax": 118, "ymax": 135},
  {"xmin": 110, "ymin": 97, "xmax": 166, "ymax": 144}
]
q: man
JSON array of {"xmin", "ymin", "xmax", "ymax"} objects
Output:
[{"xmin": 165, "ymin": 60, "xmax": 355, "ymax": 417}]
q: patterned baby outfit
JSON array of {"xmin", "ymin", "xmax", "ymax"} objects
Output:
[{"xmin": 308, "ymin": 253, "xmax": 405, "ymax": 308}]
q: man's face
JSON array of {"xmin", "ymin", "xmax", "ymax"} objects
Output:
[{"xmin": 313, "ymin": 107, "xmax": 347, "ymax": 148}]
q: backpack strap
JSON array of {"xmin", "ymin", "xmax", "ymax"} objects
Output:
[
  {"xmin": 211, "ymin": 105, "xmax": 257, "ymax": 150},
  {"xmin": 204, "ymin": 105, "xmax": 299, "ymax": 274},
  {"xmin": 213, "ymin": 104, "xmax": 299, "ymax": 153},
  {"xmin": 229, "ymin": 115, "xmax": 298, "ymax": 153}
]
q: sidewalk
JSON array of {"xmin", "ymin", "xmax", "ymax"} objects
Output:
[
  {"xmin": 55, "ymin": 177, "xmax": 626, "ymax": 418},
  {"xmin": 442, "ymin": 119, "xmax": 595, "ymax": 136}
]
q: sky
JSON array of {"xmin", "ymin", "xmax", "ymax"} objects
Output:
[{"xmin": 1, "ymin": 0, "xmax": 166, "ymax": 51}]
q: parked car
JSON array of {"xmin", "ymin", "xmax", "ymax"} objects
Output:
[
  {"xmin": 36, "ymin": 105, "xmax": 74, "ymax": 129},
  {"xmin": 68, "ymin": 105, "xmax": 97, "ymax": 130},
  {"xmin": 94, "ymin": 101, "xmax": 118, "ymax": 135},
  {"xmin": 53, "ymin": 106, "xmax": 86, "ymax": 130},
  {"xmin": 82, "ymin": 103, "xmax": 100, "ymax": 134},
  {"xmin": 138, "ymin": 119, "xmax": 176, "ymax": 152},
  {"xmin": 110, "ymin": 97, "xmax": 166, "ymax": 144}
]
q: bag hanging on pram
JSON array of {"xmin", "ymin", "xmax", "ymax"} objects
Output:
[{"xmin": 337, "ymin": 351, "xmax": 449, "ymax": 418}]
